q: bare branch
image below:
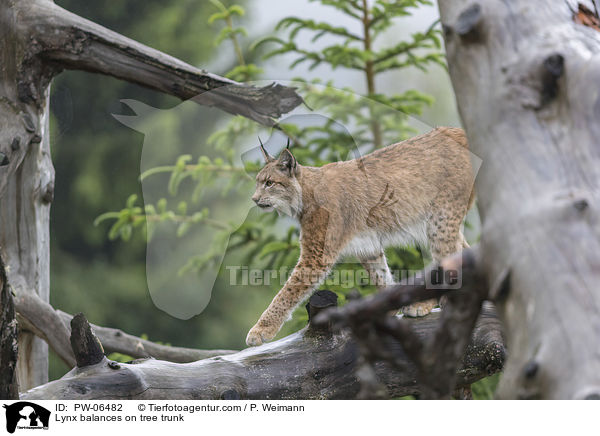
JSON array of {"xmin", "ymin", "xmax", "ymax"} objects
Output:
[
  {"xmin": 417, "ymin": 251, "xmax": 488, "ymax": 398},
  {"xmin": 19, "ymin": 0, "xmax": 302, "ymax": 125},
  {"xmin": 13, "ymin": 286, "xmax": 76, "ymax": 368},
  {"xmin": 56, "ymin": 311, "xmax": 237, "ymax": 363},
  {"xmin": 315, "ymin": 249, "xmax": 480, "ymax": 328},
  {"xmin": 13, "ymin": 289, "xmax": 236, "ymax": 365}
]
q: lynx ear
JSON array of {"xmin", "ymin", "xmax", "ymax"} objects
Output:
[{"xmin": 277, "ymin": 148, "xmax": 297, "ymax": 175}]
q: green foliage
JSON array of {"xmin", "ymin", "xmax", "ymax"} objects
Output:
[
  {"xmin": 207, "ymin": 0, "xmax": 262, "ymax": 81},
  {"xmin": 96, "ymin": 0, "xmax": 445, "ymax": 341},
  {"xmin": 394, "ymin": 374, "xmax": 501, "ymax": 400},
  {"xmin": 471, "ymin": 373, "xmax": 501, "ymax": 400},
  {"xmin": 256, "ymin": 1, "xmax": 443, "ymax": 74}
]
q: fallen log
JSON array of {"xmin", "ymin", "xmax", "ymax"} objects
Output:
[{"xmin": 22, "ymin": 291, "xmax": 504, "ymax": 400}]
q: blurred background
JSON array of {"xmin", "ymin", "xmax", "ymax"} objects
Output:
[{"xmin": 49, "ymin": 0, "xmax": 480, "ymax": 389}]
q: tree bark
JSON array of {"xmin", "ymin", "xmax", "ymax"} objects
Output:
[
  {"xmin": 21, "ymin": 295, "xmax": 504, "ymax": 400},
  {"xmin": 0, "ymin": 255, "xmax": 19, "ymax": 399},
  {"xmin": 0, "ymin": 0, "xmax": 301, "ymax": 391},
  {"xmin": 438, "ymin": 1, "xmax": 600, "ymax": 398},
  {"xmin": 0, "ymin": 0, "xmax": 55, "ymax": 389}
]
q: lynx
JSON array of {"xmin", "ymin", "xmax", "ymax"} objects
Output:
[{"xmin": 246, "ymin": 127, "xmax": 475, "ymax": 346}]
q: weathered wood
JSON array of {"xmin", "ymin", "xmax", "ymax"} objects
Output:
[
  {"xmin": 0, "ymin": 0, "xmax": 55, "ymax": 389},
  {"xmin": 70, "ymin": 313, "xmax": 104, "ymax": 368},
  {"xmin": 438, "ymin": 1, "xmax": 600, "ymax": 398},
  {"xmin": 417, "ymin": 250, "xmax": 488, "ymax": 399},
  {"xmin": 0, "ymin": 255, "xmax": 19, "ymax": 399},
  {"xmin": 21, "ymin": 294, "xmax": 503, "ymax": 400},
  {"xmin": 13, "ymin": 289, "xmax": 75, "ymax": 368},
  {"xmin": 20, "ymin": 0, "xmax": 302, "ymax": 126},
  {"xmin": 56, "ymin": 310, "xmax": 237, "ymax": 363}
]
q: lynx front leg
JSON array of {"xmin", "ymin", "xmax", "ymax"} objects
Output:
[
  {"xmin": 246, "ymin": 207, "xmax": 343, "ymax": 346},
  {"xmin": 245, "ymin": 256, "xmax": 335, "ymax": 346}
]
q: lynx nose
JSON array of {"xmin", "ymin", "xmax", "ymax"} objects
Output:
[{"xmin": 252, "ymin": 194, "xmax": 260, "ymax": 204}]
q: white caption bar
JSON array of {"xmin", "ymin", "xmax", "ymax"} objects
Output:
[{"xmin": 0, "ymin": 400, "xmax": 594, "ymax": 435}]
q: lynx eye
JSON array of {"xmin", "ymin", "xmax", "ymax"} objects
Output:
[{"xmin": 265, "ymin": 180, "xmax": 274, "ymax": 187}]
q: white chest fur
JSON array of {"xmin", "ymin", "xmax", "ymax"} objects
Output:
[{"xmin": 340, "ymin": 221, "xmax": 428, "ymax": 259}]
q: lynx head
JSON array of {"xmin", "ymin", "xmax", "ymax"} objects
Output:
[{"xmin": 252, "ymin": 138, "xmax": 302, "ymax": 218}]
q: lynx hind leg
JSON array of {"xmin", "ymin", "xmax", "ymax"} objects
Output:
[
  {"xmin": 360, "ymin": 252, "xmax": 402, "ymax": 316},
  {"xmin": 427, "ymin": 209, "xmax": 468, "ymax": 262},
  {"xmin": 402, "ymin": 210, "xmax": 466, "ymax": 318},
  {"xmin": 359, "ymin": 252, "xmax": 394, "ymax": 290}
]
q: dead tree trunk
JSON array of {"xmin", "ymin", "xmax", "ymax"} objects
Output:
[
  {"xmin": 0, "ymin": 0, "xmax": 55, "ymax": 390},
  {"xmin": 438, "ymin": 1, "xmax": 600, "ymax": 398},
  {"xmin": 21, "ymin": 292, "xmax": 504, "ymax": 400},
  {"xmin": 0, "ymin": 0, "xmax": 301, "ymax": 390}
]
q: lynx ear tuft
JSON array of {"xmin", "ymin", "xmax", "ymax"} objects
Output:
[
  {"xmin": 258, "ymin": 136, "xmax": 274, "ymax": 163},
  {"xmin": 278, "ymin": 148, "xmax": 297, "ymax": 175}
]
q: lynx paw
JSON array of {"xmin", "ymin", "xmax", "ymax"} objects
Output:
[
  {"xmin": 402, "ymin": 299, "xmax": 437, "ymax": 317},
  {"xmin": 245, "ymin": 324, "xmax": 278, "ymax": 347}
]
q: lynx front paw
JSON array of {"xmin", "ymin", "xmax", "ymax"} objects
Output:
[
  {"xmin": 402, "ymin": 299, "xmax": 437, "ymax": 317},
  {"xmin": 245, "ymin": 324, "xmax": 278, "ymax": 347}
]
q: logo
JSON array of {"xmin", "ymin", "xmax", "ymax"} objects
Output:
[{"xmin": 3, "ymin": 402, "xmax": 50, "ymax": 433}]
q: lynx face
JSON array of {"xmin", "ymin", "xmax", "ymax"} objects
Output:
[{"xmin": 252, "ymin": 148, "xmax": 303, "ymax": 217}]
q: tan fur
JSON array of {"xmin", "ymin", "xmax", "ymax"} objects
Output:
[{"xmin": 246, "ymin": 127, "xmax": 475, "ymax": 346}]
